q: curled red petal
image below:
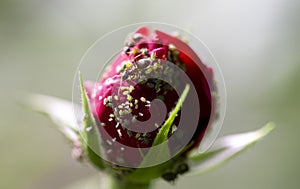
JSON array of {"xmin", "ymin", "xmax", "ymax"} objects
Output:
[{"xmin": 135, "ymin": 26, "xmax": 150, "ymax": 36}]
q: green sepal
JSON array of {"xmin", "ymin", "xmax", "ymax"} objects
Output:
[
  {"xmin": 126, "ymin": 85, "xmax": 190, "ymax": 181},
  {"xmin": 79, "ymin": 72, "xmax": 105, "ymax": 170},
  {"xmin": 139, "ymin": 84, "xmax": 190, "ymax": 168},
  {"xmin": 25, "ymin": 94, "xmax": 80, "ymax": 143},
  {"xmin": 152, "ymin": 84, "xmax": 190, "ymax": 146},
  {"xmin": 187, "ymin": 122, "xmax": 275, "ymax": 175}
]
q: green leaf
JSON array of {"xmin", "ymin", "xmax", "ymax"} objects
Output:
[
  {"xmin": 25, "ymin": 94, "xmax": 80, "ymax": 142},
  {"xmin": 153, "ymin": 84, "xmax": 190, "ymax": 146},
  {"xmin": 79, "ymin": 72, "xmax": 105, "ymax": 170},
  {"xmin": 187, "ymin": 122, "xmax": 275, "ymax": 175},
  {"xmin": 138, "ymin": 84, "xmax": 190, "ymax": 168}
]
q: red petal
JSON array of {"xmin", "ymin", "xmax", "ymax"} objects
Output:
[
  {"xmin": 155, "ymin": 30, "xmax": 208, "ymax": 71},
  {"xmin": 135, "ymin": 26, "xmax": 150, "ymax": 36},
  {"xmin": 155, "ymin": 29, "xmax": 213, "ymax": 149}
]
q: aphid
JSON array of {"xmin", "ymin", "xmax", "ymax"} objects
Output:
[
  {"xmin": 117, "ymin": 129, "xmax": 122, "ymax": 137},
  {"xmin": 106, "ymin": 140, "xmax": 112, "ymax": 146},
  {"xmin": 86, "ymin": 126, "xmax": 92, "ymax": 132},
  {"xmin": 140, "ymin": 97, "xmax": 146, "ymax": 102},
  {"xmin": 137, "ymin": 58, "xmax": 151, "ymax": 69},
  {"xmin": 176, "ymin": 163, "xmax": 189, "ymax": 175},
  {"xmin": 162, "ymin": 172, "xmax": 177, "ymax": 182}
]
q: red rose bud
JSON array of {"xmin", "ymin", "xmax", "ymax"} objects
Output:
[{"xmin": 84, "ymin": 27, "xmax": 214, "ymax": 168}]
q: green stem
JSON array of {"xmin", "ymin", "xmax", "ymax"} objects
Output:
[{"xmin": 109, "ymin": 176, "xmax": 151, "ymax": 189}]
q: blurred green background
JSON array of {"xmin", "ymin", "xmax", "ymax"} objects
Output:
[{"xmin": 0, "ymin": 0, "xmax": 299, "ymax": 189}]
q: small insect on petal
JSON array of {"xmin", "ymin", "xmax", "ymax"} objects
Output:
[
  {"xmin": 117, "ymin": 129, "xmax": 122, "ymax": 137},
  {"xmin": 140, "ymin": 97, "xmax": 146, "ymax": 102},
  {"xmin": 137, "ymin": 58, "xmax": 151, "ymax": 69},
  {"xmin": 106, "ymin": 140, "xmax": 112, "ymax": 146}
]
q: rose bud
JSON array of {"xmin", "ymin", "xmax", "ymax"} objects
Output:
[{"xmin": 84, "ymin": 27, "xmax": 215, "ymax": 176}]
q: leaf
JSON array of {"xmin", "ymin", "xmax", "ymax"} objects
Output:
[
  {"xmin": 138, "ymin": 84, "xmax": 190, "ymax": 168},
  {"xmin": 153, "ymin": 84, "xmax": 190, "ymax": 146},
  {"xmin": 25, "ymin": 94, "xmax": 80, "ymax": 142},
  {"xmin": 187, "ymin": 122, "xmax": 275, "ymax": 175},
  {"xmin": 79, "ymin": 72, "xmax": 105, "ymax": 170}
]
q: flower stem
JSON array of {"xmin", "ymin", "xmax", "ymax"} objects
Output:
[{"xmin": 109, "ymin": 176, "xmax": 151, "ymax": 189}]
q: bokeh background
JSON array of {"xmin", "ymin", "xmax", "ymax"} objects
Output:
[{"xmin": 0, "ymin": 0, "xmax": 299, "ymax": 189}]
